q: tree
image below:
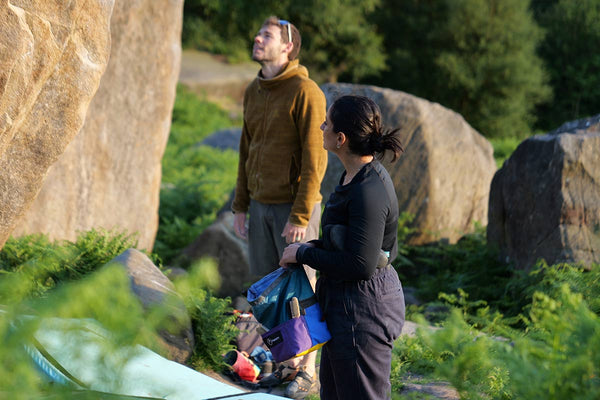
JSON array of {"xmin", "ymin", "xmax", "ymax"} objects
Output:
[
  {"xmin": 368, "ymin": 0, "xmax": 449, "ymax": 102},
  {"xmin": 369, "ymin": 0, "xmax": 551, "ymax": 138},
  {"xmin": 290, "ymin": 0, "xmax": 385, "ymax": 83},
  {"xmin": 182, "ymin": 0, "xmax": 386, "ymax": 83},
  {"xmin": 182, "ymin": 0, "xmax": 270, "ymax": 62},
  {"xmin": 533, "ymin": 0, "xmax": 600, "ymax": 130}
]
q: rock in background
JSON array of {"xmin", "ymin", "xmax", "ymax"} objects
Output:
[
  {"xmin": 190, "ymin": 83, "xmax": 496, "ymax": 292},
  {"xmin": 177, "ymin": 211, "xmax": 251, "ymax": 299},
  {"xmin": 321, "ymin": 83, "xmax": 496, "ymax": 245},
  {"xmin": 108, "ymin": 248, "xmax": 194, "ymax": 363},
  {"xmin": 200, "ymin": 128, "xmax": 242, "ymax": 151},
  {"xmin": 11, "ymin": 0, "xmax": 184, "ymax": 251},
  {"xmin": 0, "ymin": 0, "xmax": 114, "ymax": 249},
  {"xmin": 488, "ymin": 114, "xmax": 600, "ymax": 270}
]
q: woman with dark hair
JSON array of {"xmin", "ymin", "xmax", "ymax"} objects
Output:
[{"xmin": 280, "ymin": 95, "xmax": 406, "ymax": 399}]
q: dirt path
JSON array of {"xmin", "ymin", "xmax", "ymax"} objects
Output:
[{"xmin": 178, "ymin": 50, "xmax": 257, "ymax": 117}]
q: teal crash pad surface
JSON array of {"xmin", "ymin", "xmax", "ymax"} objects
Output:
[{"xmin": 30, "ymin": 317, "xmax": 286, "ymax": 400}]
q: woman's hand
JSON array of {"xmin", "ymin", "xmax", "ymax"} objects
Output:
[
  {"xmin": 279, "ymin": 243, "xmax": 314, "ymax": 267},
  {"xmin": 279, "ymin": 243, "xmax": 301, "ymax": 267}
]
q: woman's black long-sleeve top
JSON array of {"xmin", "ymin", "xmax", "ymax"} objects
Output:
[{"xmin": 296, "ymin": 160, "xmax": 399, "ymax": 281}]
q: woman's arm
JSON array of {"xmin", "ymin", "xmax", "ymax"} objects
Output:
[{"xmin": 297, "ymin": 182, "xmax": 388, "ymax": 280}]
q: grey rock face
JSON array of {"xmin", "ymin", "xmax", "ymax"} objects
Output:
[
  {"xmin": 11, "ymin": 0, "xmax": 184, "ymax": 251},
  {"xmin": 321, "ymin": 83, "xmax": 496, "ymax": 245},
  {"xmin": 200, "ymin": 128, "xmax": 242, "ymax": 151},
  {"xmin": 178, "ymin": 211, "xmax": 251, "ymax": 299},
  {"xmin": 488, "ymin": 114, "xmax": 600, "ymax": 269},
  {"xmin": 109, "ymin": 248, "xmax": 194, "ymax": 363},
  {"xmin": 0, "ymin": 1, "xmax": 113, "ymax": 249}
]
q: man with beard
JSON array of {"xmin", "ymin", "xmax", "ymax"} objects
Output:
[{"xmin": 232, "ymin": 16, "xmax": 327, "ymax": 400}]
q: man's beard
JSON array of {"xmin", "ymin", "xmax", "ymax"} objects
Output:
[{"xmin": 252, "ymin": 45, "xmax": 278, "ymax": 64}]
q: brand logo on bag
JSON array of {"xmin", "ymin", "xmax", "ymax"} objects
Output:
[{"xmin": 264, "ymin": 331, "xmax": 283, "ymax": 348}]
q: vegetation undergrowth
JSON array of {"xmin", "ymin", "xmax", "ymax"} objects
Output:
[
  {"xmin": 394, "ymin": 221, "xmax": 531, "ymax": 325},
  {"xmin": 3, "ymin": 87, "xmax": 598, "ymax": 398},
  {"xmin": 391, "ymin": 212, "xmax": 600, "ymax": 398},
  {"xmin": 0, "ymin": 230, "xmax": 239, "ymax": 398},
  {"xmin": 173, "ymin": 258, "xmax": 238, "ymax": 371},
  {"xmin": 0, "ymin": 90, "xmax": 244, "ymax": 396},
  {"xmin": 0, "ymin": 231, "xmax": 168, "ymax": 398},
  {"xmin": 0, "ymin": 229, "xmax": 141, "ymax": 298},
  {"xmin": 489, "ymin": 137, "xmax": 521, "ymax": 168},
  {"xmin": 154, "ymin": 85, "xmax": 240, "ymax": 264},
  {"xmin": 0, "ymin": 266, "xmax": 159, "ymax": 399},
  {"xmin": 392, "ymin": 282, "xmax": 600, "ymax": 399}
]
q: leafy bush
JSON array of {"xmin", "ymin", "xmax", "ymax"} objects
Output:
[
  {"xmin": 489, "ymin": 136, "xmax": 521, "ymax": 168},
  {"xmin": 522, "ymin": 261, "xmax": 600, "ymax": 316},
  {"xmin": 400, "ymin": 283, "xmax": 600, "ymax": 399},
  {"xmin": 182, "ymin": 16, "xmax": 250, "ymax": 63},
  {"xmin": 414, "ymin": 310, "xmax": 512, "ymax": 400},
  {"xmin": 394, "ymin": 225, "xmax": 521, "ymax": 321},
  {"xmin": 0, "ymin": 231, "xmax": 165, "ymax": 353},
  {"xmin": 0, "ymin": 229, "xmax": 139, "ymax": 300},
  {"xmin": 0, "ymin": 230, "xmax": 241, "ymax": 395},
  {"xmin": 392, "ymin": 334, "xmax": 439, "ymax": 380},
  {"xmin": 174, "ymin": 259, "xmax": 238, "ymax": 370},
  {"xmin": 393, "ymin": 212, "xmax": 600, "ymax": 397}
]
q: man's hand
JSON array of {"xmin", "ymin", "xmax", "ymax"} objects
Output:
[
  {"xmin": 233, "ymin": 212, "xmax": 248, "ymax": 239},
  {"xmin": 281, "ymin": 221, "xmax": 306, "ymax": 244}
]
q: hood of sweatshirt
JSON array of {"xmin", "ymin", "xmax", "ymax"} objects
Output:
[{"xmin": 257, "ymin": 59, "xmax": 309, "ymax": 90}]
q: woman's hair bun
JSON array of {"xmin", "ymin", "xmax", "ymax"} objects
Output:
[{"xmin": 330, "ymin": 95, "xmax": 404, "ymax": 161}]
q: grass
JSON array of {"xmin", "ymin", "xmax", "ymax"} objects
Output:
[
  {"xmin": 154, "ymin": 85, "xmax": 241, "ymax": 264},
  {"xmin": 489, "ymin": 136, "xmax": 521, "ymax": 168}
]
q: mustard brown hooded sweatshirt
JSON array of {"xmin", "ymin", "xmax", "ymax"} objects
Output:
[{"xmin": 232, "ymin": 60, "xmax": 327, "ymax": 227}]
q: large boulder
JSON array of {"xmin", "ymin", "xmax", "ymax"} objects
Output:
[
  {"xmin": 109, "ymin": 248, "xmax": 194, "ymax": 363},
  {"xmin": 321, "ymin": 83, "xmax": 496, "ymax": 245},
  {"xmin": 0, "ymin": 1, "xmax": 113, "ymax": 249},
  {"xmin": 178, "ymin": 211, "xmax": 251, "ymax": 299},
  {"xmin": 488, "ymin": 115, "xmax": 600, "ymax": 270},
  {"xmin": 11, "ymin": 0, "xmax": 184, "ymax": 251}
]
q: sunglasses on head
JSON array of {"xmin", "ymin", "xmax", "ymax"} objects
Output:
[{"xmin": 278, "ymin": 19, "xmax": 292, "ymax": 44}]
